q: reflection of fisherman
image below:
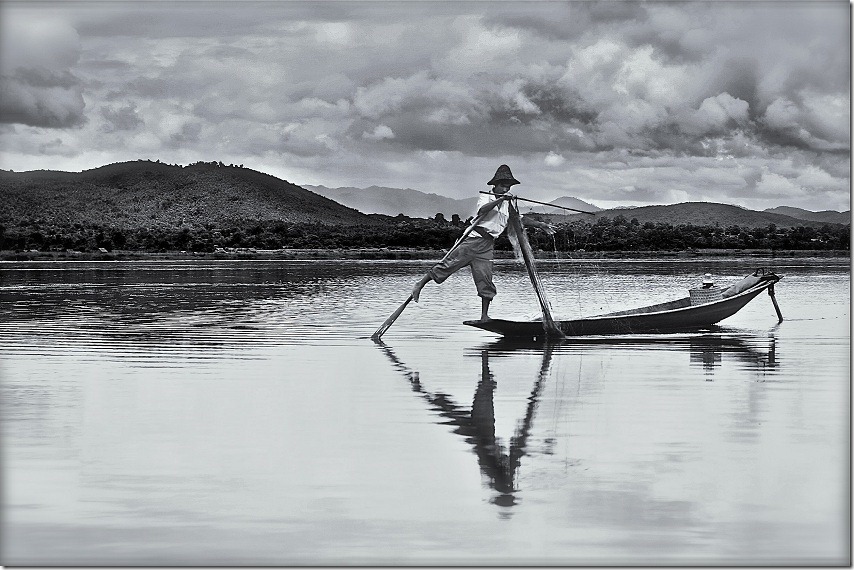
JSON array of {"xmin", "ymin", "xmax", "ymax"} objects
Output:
[
  {"xmin": 374, "ymin": 339, "xmax": 554, "ymax": 511},
  {"xmin": 411, "ymin": 165, "xmax": 555, "ymax": 323},
  {"xmin": 470, "ymin": 351, "xmax": 515, "ymax": 499}
]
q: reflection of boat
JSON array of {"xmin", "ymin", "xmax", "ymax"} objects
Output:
[
  {"xmin": 374, "ymin": 339, "xmax": 554, "ymax": 510},
  {"xmin": 688, "ymin": 333, "xmax": 777, "ymax": 373},
  {"xmin": 466, "ymin": 270, "xmax": 782, "ymax": 340},
  {"xmin": 486, "ymin": 329, "xmax": 779, "ymax": 375}
]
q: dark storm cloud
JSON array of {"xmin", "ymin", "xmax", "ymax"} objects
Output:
[
  {"xmin": 521, "ymin": 83, "xmax": 598, "ymax": 125},
  {"xmin": 0, "ymin": 69, "xmax": 87, "ymax": 128}
]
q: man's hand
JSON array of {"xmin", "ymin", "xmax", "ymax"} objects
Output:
[
  {"xmin": 539, "ymin": 222, "xmax": 556, "ymax": 236},
  {"xmin": 520, "ymin": 216, "xmax": 556, "ymax": 235},
  {"xmin": 531, "ymin": 220, "xmax": 556, "ymax": 235}
]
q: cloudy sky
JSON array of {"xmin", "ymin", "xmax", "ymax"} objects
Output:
[{"xmin": 0, "ymin": 1, "xmax": 849, "ymax": 211}]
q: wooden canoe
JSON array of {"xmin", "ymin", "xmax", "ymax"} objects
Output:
[{"xmin": 465, "ymin": 271, "xmax": 782, "ymax": 339}]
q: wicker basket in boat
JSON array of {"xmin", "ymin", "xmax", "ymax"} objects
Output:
[{"xmin": 689, "ymin": 286, "xmax": 723, "ymax": 305}]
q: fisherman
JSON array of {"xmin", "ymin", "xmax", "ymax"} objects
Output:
[{"xmin": 411, "ymin": 164, "xmax": 555, "ymax": 323}]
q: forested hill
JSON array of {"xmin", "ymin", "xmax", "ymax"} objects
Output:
[
  {"xmin": 0, "ymin": 160, "xmax": 379, "ymax": 228},
  {"xmin": 559, "ymin": 202, "xmax": 846, "ymax": 229}
]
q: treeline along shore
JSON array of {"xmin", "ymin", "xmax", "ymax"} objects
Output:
[
  {"xmin": 2, "ymin": 248, "xmax": 848, "ymax": 263},
  {"xmin": 0, "ymin": 160, "xmax": 849, "ymax": 261},
  {"xmin": 2, "ymin": 203, "xmax": 849, "ymax": 259}
]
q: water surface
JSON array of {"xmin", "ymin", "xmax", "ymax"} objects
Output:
[{"xmin": 1, "ymin": 257, "xmax": 849, "ymax": 565}]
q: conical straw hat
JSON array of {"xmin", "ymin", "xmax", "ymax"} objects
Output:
[{"xmin": 487, "ymin": 164, "xmax": 520, "ymax": 186}]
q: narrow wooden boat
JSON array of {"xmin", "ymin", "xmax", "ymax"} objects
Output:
[{"xmin": 466, "ymin": 270, "xmax": 782, "ymax": 339}]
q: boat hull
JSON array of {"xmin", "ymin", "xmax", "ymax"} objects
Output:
[{"xmin": 466, "ymin": 276, "xmax": 780, "ymax": 339}]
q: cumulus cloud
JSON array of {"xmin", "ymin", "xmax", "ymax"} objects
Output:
[
  {"xmin": 755, "ymin": 169, "xmax": 806, "ymax": 198},
  {"xmin": 363, "ymin": 124, "xmax": 394, "ymax": 141},
  {"xmin": 0, "ymin": 71, "xmax": 86, "ymax": 128},
  {"xmin": 762, "ymin": 94, "xmax": 849, "ymax": 152},
  {"xmin": 0, "ymin": 1, "xmax": 848, "ymax": 211},
  {"xmin": 695, "ymin": 94, "xmax": 750, "ymax": 132},
  {"xmin": 544, "ymin": 152, "xmax": 566, "ymax": 167}
]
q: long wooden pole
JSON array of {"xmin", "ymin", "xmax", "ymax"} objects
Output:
[
  {"xmin": 370, "ymin": 210, "xmax": 490, "ymax": 340},
  {"xmin": 768, "ymin": 283, "xmax": 783, "ymax": 322},
  {"xmin": 370, "ymin": 295, "xmax": 414, "ymax": 340},
  {"xmin": 507, "ymin": 203, "xmax": 564, "ymax": 339},
  {"xmin": 480, "ymin": 191, "xmax": 597, "ymax": 215}
]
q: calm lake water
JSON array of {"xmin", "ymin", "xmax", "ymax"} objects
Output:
[{"xmin": 1, "ymin": 257, "xmax": 849, "ymax": 565}]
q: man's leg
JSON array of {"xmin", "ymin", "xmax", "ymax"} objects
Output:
[
  {"xmin": 413, "ymin": 241, "xmax": 476, "ymax": 302},
  {"xmin": 480, "ymin": 297, "xmax": 491, "ymax": 321},
  {"xmin": 412, "ymin": 273, "xmax": 432, "ymax": 302},
  {"xmin": 470, "ymin": 257, "xmax": 496, "ymax": 322}
]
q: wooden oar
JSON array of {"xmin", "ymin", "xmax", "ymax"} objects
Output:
[
  {"xmin": 480, "ymin": 191, "xmax": 597, "ymax": 215},
  {"xmin": 370, "ymin": 210, "xmax": 492, "ymax": 340},
  {"xmin": 768, "ymin": 283, "xmax": 783, "ymax": 322},
  {"xmin": 371, "ymin": 295, "xmax": 414, "ymax": 340}
]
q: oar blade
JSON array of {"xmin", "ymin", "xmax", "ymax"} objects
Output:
[{"xmin": 371, "ymin": 295, "xmax": 413, "ymax": 340}]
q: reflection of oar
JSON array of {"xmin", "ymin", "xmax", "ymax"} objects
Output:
[{"xmin": 371, "ymin": 210, "xmax": 491, "ymax": 340}]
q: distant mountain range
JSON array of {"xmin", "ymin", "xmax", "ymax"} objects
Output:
[
  {"xmin": 305, "ymin": 185, "xmax": 601, "ymax": 218},
  {"xmin": 524, "ymin": 196, "xmax": 603, "ymax": 214},
  {"xmin": 304, "ymin": 184, "xmax": 846, "ymax": 229},
  {"xmin": 554, "ymin": 202, "xmax": 848, "ymax": 229},
  {"xmin": 0, "ymin": 162, "xmax": 848, "ymax": 234},
  {"xmin": 304, "ymin": 184, "xmax": 479, "ymax": 219},
  {"xmin": 763, "ymin": 206, "xmax": 850, "ymax": 225}
]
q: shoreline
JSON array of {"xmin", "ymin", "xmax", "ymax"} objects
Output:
[{"xmin": 1, "ymin": 248, "xmax": 849, "ymax": 262}]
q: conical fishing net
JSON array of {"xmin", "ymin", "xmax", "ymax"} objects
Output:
[{"xmin": 506, "ymin": 202, "xmax": 564, "ymax": 338}]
